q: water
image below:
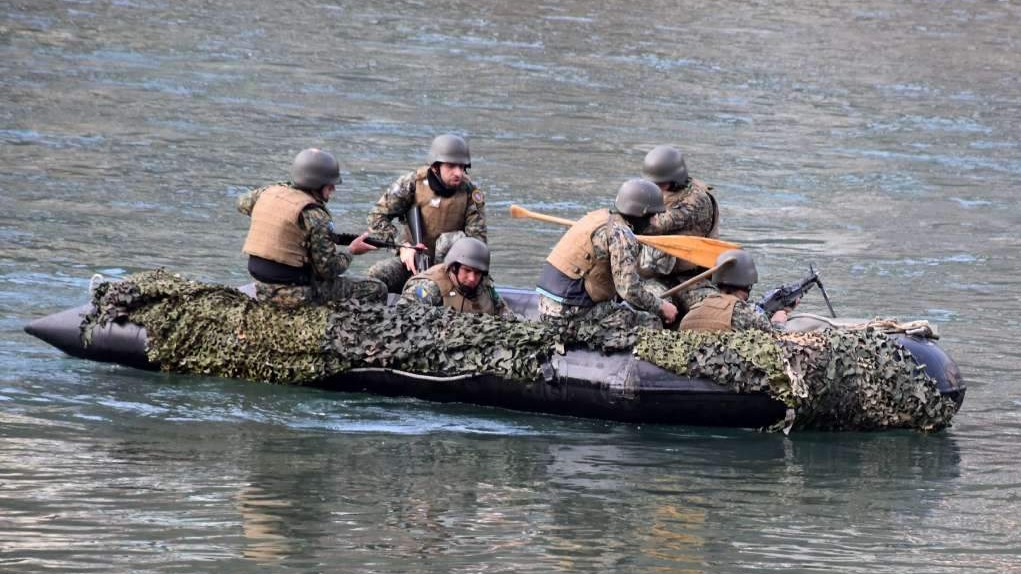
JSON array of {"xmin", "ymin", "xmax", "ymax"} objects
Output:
[{"xmin": 2, "ymin": 0, "xmax": 1020, "ymax": 571}]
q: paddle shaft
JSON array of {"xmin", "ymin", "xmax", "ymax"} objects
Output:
[
  {"xmin": 508, "ymin": 205, "xmax": 574, "ymax": 226},
  {"xmin": 661, "ymin": 261, "xmax": 729, "ymax": 299}
]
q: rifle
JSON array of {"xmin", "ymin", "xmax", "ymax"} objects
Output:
[
  {"xmin": 327, "ymin": 222, "xmax": 425, "ymax": 251},
  {"xmin": 405, "ymin": 205, "xmax": 432, "ymax": 273},
  {"xmin": 329, "ymin": 231, "xmax": 403, "ymax": 250},
  {"xmin": 756, "ymin": 264, "xmax": 837, "ymax": 318}
]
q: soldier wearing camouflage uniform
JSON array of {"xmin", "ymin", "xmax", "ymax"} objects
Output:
[
  {"xmin": 399, "ymin": 237, "xmax": 516, "ymax": 318},
  {"xmin": 639, "ymin": 145, "xmax": 721, "ymax": 315},
  {"xmin": 238, "ymin": 148, "xmax": 387, "ymax": 309},
  {"xmin": 366, "ymin": 134, "xmax": 487, "ymax": 293},
  {"xmin": 680, "ymin": 250, "xmax": 789, "ymax": 332},
  {"xmin": 536, "ymin": 179, "xmax": 679, "ymax": 331}
]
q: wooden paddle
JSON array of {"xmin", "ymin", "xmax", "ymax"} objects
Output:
[
  {"xmin": 661, "ymin": 260, "xmax": 730, "ymax": 298},
  {"xmin": 509, "ymin": 204, "xmax": 739, "ymax": 269}
]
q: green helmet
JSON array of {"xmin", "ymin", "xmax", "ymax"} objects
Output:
[
  {"xmin": 291, "ymin": 148, "xmax": 341, "ymax": 190},
  {"xmin": 615, "ymin": 179, "xmax": 666, "ymax": 217},
  {"xmin": 712, "ymin": 249, "xmax": 759, "ymax": 288},
  {"xmin": 428, "ymin": 134, "xmax": 471, "ymax": 167},
  {"xmin": 642, "ymin": 145, "xmax": 689, "ymax": 187},
  {"xmin": 444, "ymin": 236, "xmax": 490, "ymax": 272}
]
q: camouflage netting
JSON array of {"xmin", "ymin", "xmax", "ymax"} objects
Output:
[
  {"xmin": 82, "ymin": 270, "xmax": 959, "ymax": 432},
  {"xmin": 634, "ymin": 328, "xmax": 959, "ymax": 431},
  {"xmin": 82, "ymin": 270, "xmax": 631, "ymax": 385}
]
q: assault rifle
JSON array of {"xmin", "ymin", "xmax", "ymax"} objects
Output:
[
  {"xmin": 327, "ymin": 223, "xmax": 425, "ymax": 251},
  {"xmin": 405, "ymin": 205, "xmax": 432, "ymax": 273},
  {"xmin": 757, "ymin": 264, "xmax": 837, "ymax": 318}
]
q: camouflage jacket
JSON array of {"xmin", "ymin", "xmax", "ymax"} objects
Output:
[
  {"xmin": 237, "ymin": 183, "xmax": 352, "ymax": 281},
  {"xmin": 398, "ymin": 274, "xmax": 516, "ymax": 318},
  {"xmin": 644, "ymin": 179, "xmax": 717, "ymax": 237},
  {"xmin": 366, "ymin": 169, "xmax": 487, "ymax": 244},
  {"xmin": 595, "ymin": 213, "xmax": 662, "ymax": 315},
  {"xmin": 731, "ymin": 299, "xmax": 774, "ymax": 332}
]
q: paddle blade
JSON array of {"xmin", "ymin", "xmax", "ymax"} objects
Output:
[{"xmin": 635, "ymin": 235, "xmax": 740, "ymax": 268}]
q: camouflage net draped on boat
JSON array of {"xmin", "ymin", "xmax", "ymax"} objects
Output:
[
  {"xmin": 81, "ymin": 270, "xmax": 958, "ymax": 431},
  {"xmin": 634, "ymin": 328, "xmax": 959, "ymax": 431},
  {"xmin": 81, "ymin": 270, "xmax": 631, "ymax": 385}
]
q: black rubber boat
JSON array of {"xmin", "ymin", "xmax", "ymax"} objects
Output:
[{"xmin": 24, "ymin": 286, "xmax": 966, "ymax": 428}]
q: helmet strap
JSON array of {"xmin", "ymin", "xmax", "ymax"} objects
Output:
[{"xmin": 427, "ymin": 165, "xmax": 458, "ymax": 198}]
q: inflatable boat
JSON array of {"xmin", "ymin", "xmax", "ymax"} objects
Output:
[{"xmin": 24, "ymin": 285, "xmax": 966, "ymax": 430}]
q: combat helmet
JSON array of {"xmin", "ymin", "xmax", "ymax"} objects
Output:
[
  {"xmin": 642, "ymin": 145, "xmax": 689, "ymax": 188},
  {"xmin": 712, "ymin": 249, "xmax": 759, "ymax": 288},
  {"xmin": 428, "ymin": 134, "xmax": 471, "ymax": 167},
  {"xmin": 444, "ymin": 236, "xmax": 490, "ymax": 273},
  {"xmin": 615, "ymin": 179, "xmax": 666, "ymax": 217},
  {"xmin": 291, "ymin": 148, "xmax": 341, "ymax": 191}
]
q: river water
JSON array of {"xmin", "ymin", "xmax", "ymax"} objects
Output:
[{"xmin": 2, "ymin": 0, "xmax": 1020, "ymax": 572}]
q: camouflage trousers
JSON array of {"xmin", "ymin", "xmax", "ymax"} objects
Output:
[
  {"xmin": 537, "ymin": 296, "xmax": 664, "ymax": 331},
  {"xmin": 366, "ymin": 257, "xmax": 414, "ymax": 294},
  {"xmin": 366, "ymin": 231, "xmax": 465, "ymax": 294},
  {"xmin": 255, "ymin": 275, "xmax": 388, "ymax": 309},
  {"xmin": 645, "ymin": 277, "xmax": 719, "ymax": 316}
]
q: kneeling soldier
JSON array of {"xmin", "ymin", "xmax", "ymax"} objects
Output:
[
  {"xmin": 536, "ymin": 179, "xmax": 679, "ymax": 330},
  {"xmin": 399, "ymin": 237, "xmax": 515, "ymax": 318},
  {"xmin": 366, "ymin": 134, "xmax": 487, "ymax": 293},
  {"xmin": 679, "ymin": 249, "xmax": 790, "ymax": 332},
  {"xmin": 238, "ymin": 148, "xmax": 387, "ymax": 308}
]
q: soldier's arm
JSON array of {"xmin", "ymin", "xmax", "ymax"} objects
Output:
[
  {"xmin": 397, "ymin": 277, "xmax": 443, "ymax": 307},
  {"xmin": 366, "ymin": 172, "xmax": 417, "ymax": 243},
  {"xmin": 236, "ymin": 185, "xmax": 269, "ymax": 216},
  {"xmin": 602, "ymin": 226, "xmax": 661, "ymax": 313},
  {"xmin": 645, "ymin": 189, "xmax": 714, "ymax": 236},
  {"xmin": 485, "ymin": 279, "xmax": 519, "ymax": 319},
  {"xmin": 463, "ymin": 183, "xmax": 488, "ymax": 243},
  {"xmin": 732, "ymin": 301, "xmax": 773, "ymax": 332},
  {"xmin": 302, "ymin": 207, "xmax": 352, "ymax": 280}
]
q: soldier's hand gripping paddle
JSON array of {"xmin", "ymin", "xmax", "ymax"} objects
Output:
[{"xmin": 509, "ymin": 204, "xmax": 739, "ymax": 269}]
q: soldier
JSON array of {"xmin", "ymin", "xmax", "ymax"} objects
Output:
[
  {"xmin": 536, "ymin": 179, "xmax": 679, "ymax": 330},
  {"xmin": 366, "ymin": 134, "xmax": 487, "ymax": 293},
  {"xmin": 398, "ymin": 237, "xmax": 516, "ymax": 318},
  {"xmin": 639, "ymin": 145, "xmax": 721, "ymax": 315},
  {"xmin": 679, "ymin": 250, "xmax": 791, "ymax": 332},
  {"xmin": 237, "ymin": 148, "xmax": 387, "ymax": 308}
]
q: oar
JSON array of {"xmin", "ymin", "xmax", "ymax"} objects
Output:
[
  {"xmin": 661, "ymin": 260, "xmax": 730, "ymax": 298},
  {"xmin": 509, "ymin": 204, "xmax": 739, "ymax": 269}
]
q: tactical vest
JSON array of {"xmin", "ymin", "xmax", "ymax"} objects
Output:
[
  {"xmin": 242, "ymin": 185, "xmax": 322, "ymax": 267},
  {"xmin": 401, "ymin": 167, "xmax": 470, "ymax": 256},
  {"xmin": 678, "ymin": 293, "xmax": 739, "ymax": 332},
  {"xmin": 545, "ymin": 209, "xmax": 616, "ymax": 303},
  {"xmin": 661, "ymin": 178, "xmax": 720, "ymax": 276},
  {"xmin": 419, "ymin": 264, "xmax": 498, "ymax": 315}
]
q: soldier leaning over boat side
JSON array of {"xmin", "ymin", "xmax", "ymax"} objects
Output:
[
  {"xmin": 365, "ymin": 134, "xmax": 488, "ymax": 294},
  {"xmin": 237, "ymin": 148, "xmax": 388, "ymax": 309},
  {"xmin": 679, "ymin": 249, "xmax": 792, "ymax": 332},
  {"xmin": 536, "ymin": 179, "xmax": 679, "ymax": 330},
  {"xmin": 398, "ymin": 237, "xmax": 516, "ymax": 318},
  {"xmin": 638, "ymin": 144, "xmax": 721, "ymax": 315}
]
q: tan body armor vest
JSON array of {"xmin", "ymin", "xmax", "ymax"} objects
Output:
[
  {"xmin": 679, "ymin": 293, "xmax": 739, "ymax": 332},
  {"xmin": 242, "ymin": 185, "xmax": 321, "ymax": 267},
  {"xmin": 545, "ymin": 209, "xmax": 616, "ymax": 303},
  {"xmin": 420, "ymin": 264, "xmax": 497, "ymax": 315},
  {"xmin": 401, "ymin": 167, "xmax": 470, "ymax": 256}
]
